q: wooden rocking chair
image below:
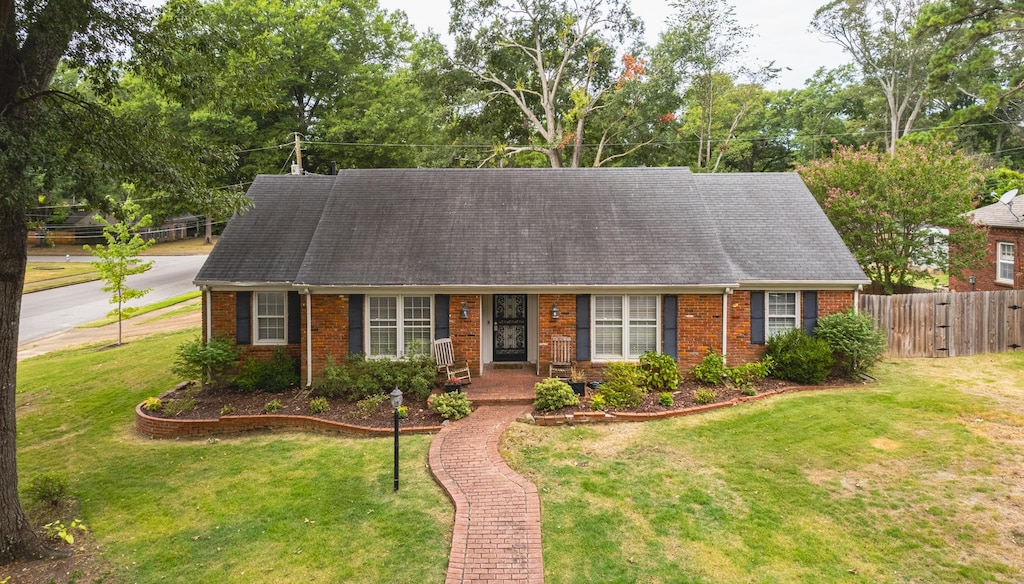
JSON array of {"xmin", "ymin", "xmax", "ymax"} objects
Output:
[
  {"xmin": 433, "ymin": 338, "xmax": 472, "ymax": 385},
  {"xmin": 549, "ymin": 335, "xmax": 574, "ymax": 378}
]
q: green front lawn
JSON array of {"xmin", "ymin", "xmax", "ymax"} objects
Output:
[
  {"xmin": 505, "ymin": 355, "xmax": 1024, "ymax": 583},
  {"xmin": 15, "ymin": 329, "xmax": 452, "ymax": 583}
]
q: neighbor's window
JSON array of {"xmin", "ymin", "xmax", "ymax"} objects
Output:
[
  {"xmin": 368, "ymin": 295, "xmax": 432, "ymax": 358},
  {"xmin": 767, "ymin": 292, "xmax": 799, "ymax": 338},
  {"xmin": 998, "ymin": 242, "xmax": 1015, "ymax": 283},
  {"xmin": 255, "ymin": 292, "xmax": 286, "ymax": 343},
  {"xmin": 593, "ymin": 295, "xmax": 659, "ymax": 360}
]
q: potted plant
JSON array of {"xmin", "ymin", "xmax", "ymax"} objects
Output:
[
  {"xmin": 443, "ymin": 377, "xmax": 462, "ymax": 393},
  {"xmin": 568, "ymin": 368, "xmax": 587, "ymax": 396}
]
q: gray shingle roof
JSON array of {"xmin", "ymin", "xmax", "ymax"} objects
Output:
[
  {"xmin": 967, "ymin": 194, "xmax": 1024, "ymax": 230},
  {"xmin": 196, "ymin": 168, "xmax": 867, "ymax": 288}
]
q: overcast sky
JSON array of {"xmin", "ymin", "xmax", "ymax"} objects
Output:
[{"xmin": 377, "ymin": 0, "xmax": 850, "ymax": 90}]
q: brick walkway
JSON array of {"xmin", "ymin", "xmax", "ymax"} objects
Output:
[{"xmin": 428, "ymin": 405, "xmax": 544, "ymax": 583}]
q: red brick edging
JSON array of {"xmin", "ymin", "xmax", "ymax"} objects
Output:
[
  {"xmin": 532, "ymin": 384, "xmax": 852, "ymax": 426},
  {"xmin": 135, "ymin": 404, "xmax": 443, "ymax": 439}
]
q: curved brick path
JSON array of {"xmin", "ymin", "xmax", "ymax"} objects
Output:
[{"xmin": 428, "ymin": 405, "xmax": 544, "ymax": 583}]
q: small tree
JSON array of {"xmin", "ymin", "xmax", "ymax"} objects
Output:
[
  {"xmin": 816, "ymin": 310, "xmax": 886, "ymax": 378},
  {"xmin": 84, "ymin": 194, "xmax": 156, "ymax": 345}
]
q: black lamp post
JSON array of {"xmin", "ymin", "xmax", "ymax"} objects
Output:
[{"xmin": 390, "ymin": 386, "xmax": 403, "ymax": 492}]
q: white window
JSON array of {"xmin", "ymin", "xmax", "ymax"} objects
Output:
[
  {"xmin": 593, "ymin": 295, "xmax": 660, "ymax": 360},
  {"xmin": 367, "ymin": 296, "xmax": 432, "ymax": 358},
  {"xmin": 255, "ymin": 292, "xmax": 287, "ymax": 344},
  {"xmin": 767, "ymin": 292, "xmax": 799, "ymax": 338},
  {"xmin": 998, "ymin": 242, "xmax": 1015, "ymax": 283}
]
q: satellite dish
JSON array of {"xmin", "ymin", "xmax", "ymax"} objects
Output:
[{"xmin": 999, "ymin": 189, "xmax": 1019, "ymax": 205}]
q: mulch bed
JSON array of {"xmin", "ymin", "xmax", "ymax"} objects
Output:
[
  {"xmin": 149, "ymin": 384, "xmax": 447, "ymax": 428},
  {"xmin": 537, "ymin": 376, "xmax": 853, "ymax": 417}
]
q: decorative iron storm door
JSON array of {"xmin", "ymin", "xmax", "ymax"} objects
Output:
[{"xmin": 493, "ymin": 294, "xmax": 528, "ymax": 362}]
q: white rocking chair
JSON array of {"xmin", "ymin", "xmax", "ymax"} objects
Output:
[
  {"xmin": 549, "ymin": 335, "xmax": 574, "ymax": 378},
  {"xmin": 433, "ymin": 338, "xmax": 472, "ymax": 385}
]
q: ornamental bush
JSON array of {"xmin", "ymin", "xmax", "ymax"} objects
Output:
[
  {"xmin": 236, "ymin": 348, "xmax": 298, "ymax": 392},
  {"xmin": 429, "ymin": 392, "xmax": 472, "ymax": 420},
  {"xmin": 815, "ymin": 310, "xmax": 886, "ymax": 377},
  {"xmin": 766, "ymin": 328, "xmax": 833, "ymax": 385},
  {"xmin": 597, "ymin": 363, "xmax": 644, "ymax": 409},
  {"xmin": 534, "ymin": 378, "xmax": 579, "ymax": 413},
  {"xmin": 313, "ymin": 355, "xmax": 435, "ymax": 401},
  {"xmin": 171, "ymin": 335, "xmax": 238, "ymax": 389},
  {"xmin": 638, "ymin": 351, "xmax": 682, "ymax": 391},
  {"xmin": 691, "ymin": 350, "xmax": 727, "ymax": 385}
]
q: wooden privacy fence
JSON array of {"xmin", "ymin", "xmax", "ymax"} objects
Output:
[{"xmin": 859, "ymin": 290, "xmax": 1024, "ymax": 359}]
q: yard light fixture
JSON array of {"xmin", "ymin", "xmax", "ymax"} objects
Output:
[
  {"xmin": 390, "ymin": 386, "xmax": 403, "ymax": 492},
  {"xmin": 969, "ymin": 276, "xmax": 977, "ymax": 290},
  {"xmin": 461, "ymin": 302, "xmax": 469, "ymax": 319},
  {"xmin": 551, "ymin": 303, "xmax": 560, "ymax": 319}
]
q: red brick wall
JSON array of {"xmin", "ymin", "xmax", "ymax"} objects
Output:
[
  {"xmin": 725, "ymin": 291, "xmax": 763, "ymax": 365},
  {"xmin": 677, "ymin": 294, "xmax": 724, "ymax": 370},
  {"xmin": 820, "ymin": 290, "xmax": 855, "ymax": 317},
  {"xmin": 450, "ymin": 295, "xmax": 481, "ymax": 372},
  {"xmin": 205, "ymin": 290, "xmax": 301, "ymax": 372},
  {"xmin": 307, "ymin": 294, "xmax": 349, "ymax": 380},
  {"xmin": 538, "ymin": 295, "xmax": 576, "ymax": 373},
  {"xmin": 951, "ymin": 227, "xmax": 1024, "ymax": 292}
]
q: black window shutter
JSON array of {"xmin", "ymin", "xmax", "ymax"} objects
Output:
[
  {"xmin": 349, "ymin": 294, "xmax": 364, "ymax": 355},
  {"xmin": 576, "ymin": 294, "xmax": 591, "ymax": 361},
  {"xmin": 803, "ymin": 291, "xmax": 819, "ymax": 335},
  {"xmin": 287, "ymin": 291, "xmax": 301, "ymax": 344},
  {"xmin": 662, "ymin": 295, "xmax": 678, "ymax": 359},
  {"xmin": 235, "ymin": 291, "xmax": 252, "ymax": 345},
  {"xmin": 750, "ymin": 291, "xmax": 765, "ymax": 345},
  {"xmin": 434, "ymin": 295, "xmax": 450, "ymax": 340}
]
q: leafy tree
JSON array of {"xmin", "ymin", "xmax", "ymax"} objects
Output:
[
  {"xmin": 811, "ymin": 0, "xmax": 936, "ymax": 156},
  {"xmin": 450, "ymin": 0, "xmax": 643, "ymax": 167},
  {"xmin": 84, "ymin": 195, "xmax": 156, "ymax": 346},
  {"xmin": 798, "ymin": 140, "xmax": 987, "ymax": 293}
]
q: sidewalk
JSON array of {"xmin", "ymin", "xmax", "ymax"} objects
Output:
[{"xmin": 429, "ymin": 405, "xmax": 545, "ymax": 583}]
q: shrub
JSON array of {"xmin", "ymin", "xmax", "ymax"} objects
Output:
[
  {"xmin": 725, "ymin": 357, "xmax": 774, "ymax": 389},
  {"xmin": 766, "ymin": 328, "xmax": 834, "ymax": 385},
  {"xmin": 739, "ymin": 386, "xmax": 757, "ymax": 397},
  {"xmin": 693, "ymin": 388, "xmax": 717, "ymax": 405},
  {"xmin": 236, "ymin": 348, "xmax": 299, "ymax": 393},
  {"xmin": 429, "ymin": 392, "xmax": 472, "ymax": 420},
  {"xmin": 220, "ymin": 405, "xmax": 236, "ymax": 416},
  {"xmin": 43, "ymin": 519, "xmax": 87, "ymax": 544},
  {"xmin": 691, "ymin": 350, "xmax": 727, "ymax": 385},
  {"xmin": 163, "ymin": 397, "xmax": 197, "ymax": 417},
  {"xmin": 355, "ymin": 393, "xmax": 388, "ymax": 419},
  {"xmin": 309, "ymin": 397, "xmax": 330, "ymax": 414},
  {"xmin": 263, "ymin": 399, "xmax": 283, "ymax": 414},
  {"xmin": 590, "ymin": 394, "xmax": 607, "ymax": 411},
  {"xmin": 639, "ymin": 351, "xmax": 682, "ymax": 391},
  {"xmin": 816, "ymin": 310, "xmax": 886, "ymax": 377},
  {"xmin": 313, "ymin": 355, "xmax": 435, "ymax": 401},
  {"xmin": 397, "ymin": 406, "xmax": 409, "ymax": 419},
  {"xmin": 142, "ymin": 397, "xmax": 162, "ymax": 411},
  {"xmin": 534, "ymin": 378, "xmax": 579, "ymax": 413},
  {"xmin": 171, "ymin": 336, "xmax": 238, "ymax": 389},
  {"xmin": 658, "ymin": 392, "xmax": 674, "ymax": 407},
  {"xmin": 26, "ymin": 473, "xmax": 70, "ymax": 507},
  {"xmin": 597, "ymin": 363, "xmax": 644, "ymax": 409}
]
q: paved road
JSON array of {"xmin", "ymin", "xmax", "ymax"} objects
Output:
[{"xmin": 19, "ymin": 255, "xmax": 208, "ymax": 344}]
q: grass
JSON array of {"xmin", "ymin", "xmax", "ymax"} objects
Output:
[
  {"xmin": 23, "ymin": 262, "xmax": 100, "ymax": 293},
  {"xmin": 504, "ymin": 354, "xmax": 1024, "ymax": 584},
  {"xmin": 27, "ymin": 236, "xmax": 217, "ymax": 257},
  {"xmin": 15, "ymin": 329, "xmax": 452, "ymax": 583},
  {"xmin": 77, "ymin": 291, "xmax": 202, "ymax": 328}
]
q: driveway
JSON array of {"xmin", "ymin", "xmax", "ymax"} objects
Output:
[{"xmin": 19, "ymin": 255, "xmax": 208, "ymax": 344}]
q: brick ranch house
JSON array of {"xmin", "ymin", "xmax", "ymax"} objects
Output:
[
  {"xmin": 194, "ymin": 168, "xmax": 869, "ymax": 387},
  {"xmin": 951, "ymin": 193, "xmax": 1024, "ymax": 292}
]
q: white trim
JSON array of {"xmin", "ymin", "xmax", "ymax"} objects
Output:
[
  {"xmin": 591, "ymin": 294, "xmax": 661, "ymax": 361},
  {"xmin": 305, "ymin": 290, "xmax": 312, "ymax": 387},
  {"xmin": 204, "ymin": 288, "xmax": 212, "ymax": 343},
  {"xmin": 253, "ymin": 291, "xmax": 288, "ymax": 345},
  {"xmin": 364, "ymin": 294, "xmax": 435, "ymax": 359},
  {"xmin": 997, "ymin": 241, "xmax": 1015, "ymax": 284},
  {"xmin": 722, "ymin": 290, "xmax": 731, "ymax": 365},
  {"xmin": 197, "ymin": 281, "xmax": 868, "ymax": 294}
]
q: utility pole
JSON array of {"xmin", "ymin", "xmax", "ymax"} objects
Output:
[{"xmin": 294, "ymin": 132, "xmax": 303, "ymax": 175}]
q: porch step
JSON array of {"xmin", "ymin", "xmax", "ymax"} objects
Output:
[
  {"xmin": 490, "ymin": 362, "xmax": 532, "ymax": 370},
  {"xmin": 469, "ymin": 395, "xmax": 535, "ymax": 406}
]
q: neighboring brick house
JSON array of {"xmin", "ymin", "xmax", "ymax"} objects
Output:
[
  {"xmin": 951, "ymin": 195, "xmax": 1024, "ymax": 292},
  {"xmin": 194, "ymin": 168, "xmax": 869, "ymax": 386}
]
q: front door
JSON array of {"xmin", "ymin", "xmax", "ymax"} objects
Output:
[{"xmin": 493, "ymin": 294, "xmax": 527, "ymax": 362}]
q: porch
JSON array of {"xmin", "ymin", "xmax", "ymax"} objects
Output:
[{"xmin": 455, "ymin": 364, "xmax": 540, "ymax": 406}]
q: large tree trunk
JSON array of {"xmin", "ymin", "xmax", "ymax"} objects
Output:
[{"xmin": 0, "ymin": 201, "xmax": 63, "ymax": 563}]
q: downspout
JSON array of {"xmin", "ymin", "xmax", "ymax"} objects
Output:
[
  {"xmin": 203, "ymin": 286, "xmax": 212, "ymax": 343},
  {"xmin": 722, "ymin": 288, "xmax": 732, "ymax": 365},
  {"xmin": 304, "ymin": 289, "xmax": 313, "ymax": 387},
  {"xmin": 854, "ymin": 284, "xmax": 862, "ymax": 315}
]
